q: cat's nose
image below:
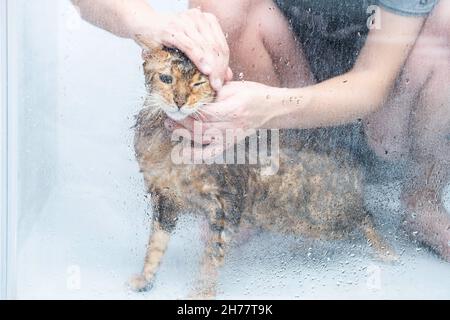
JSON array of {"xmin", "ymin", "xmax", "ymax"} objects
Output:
[{"xmin": 174, "ymin": 97, "xmax": 186, "ymax": 109}]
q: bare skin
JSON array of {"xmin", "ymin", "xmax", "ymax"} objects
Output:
[
  {"xmin": 73, "ymin": 0, "xmax": 450, "ymax": 260},
  {"xmin": 188, "ymin": 0, "xmax": 450, "ymax": 260}
]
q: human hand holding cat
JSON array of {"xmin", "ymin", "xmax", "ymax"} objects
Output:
[
  {"xmin": 134, "ymin": 9, "xmax": 233, "ymax": 90},
  {"xmin": 165, "ymin": 81, "xmax": 279, "ymax": 157},
  {"xmin": 201, "ymin": 81, "xmax": 277, "ymax": 131}
]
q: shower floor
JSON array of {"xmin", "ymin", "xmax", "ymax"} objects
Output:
[{"xmin": 16, "ymin": 179, "xmax": 450, "ymax": 299}]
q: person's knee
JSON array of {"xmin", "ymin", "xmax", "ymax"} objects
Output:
[
  {"xmin": 428, "ymin": 0, "xmax": 450, "ymax": 39},
  {"xmin": 189, "ymin": 0, "xmax": 253, "ymax": 40},
  {"xmin": 400, "ymin": 1, "xmax": 450, "ymax": 86}
]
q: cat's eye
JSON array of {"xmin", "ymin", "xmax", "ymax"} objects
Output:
[
  {"xmin": 193, "ymin": 81, "xmax": 207, "ymax": 87},
  {"xmin": 159, "ymin": 74, "xmax": 173, "ymax": 84}
]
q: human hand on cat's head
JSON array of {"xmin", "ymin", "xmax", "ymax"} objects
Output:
[
  {"xmin": 134, "ymin": 9, "xmax": 233, "ymax": 91},
  {"xmin": 164, "ymin": 81, "xmax": 277, "ymax": 154}
]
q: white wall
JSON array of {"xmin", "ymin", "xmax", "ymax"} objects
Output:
[
  {"xmin": 14, "ymin": 0, "xmax": 188, "ymax": 246},
  {"xmin": 8, "ymin": 0, "xmax": 450, "ymax": 300},
  {"xmin": 1, "ymin": 0, "xmax": 64, "ymax": 297},
  {"xmin": 0, "ymin": 0, "xmax": 8, "ymax": 300},
  {"xmin": 11, "ymin": 0, "xmax": 186, "ymax": 298},
  {"xmin": 15, "ymin": 0, "xmax": 60, "ymax": 244}
]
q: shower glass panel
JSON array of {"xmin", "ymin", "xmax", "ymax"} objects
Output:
[{"xmin": 1, "ymin": 0, "xmax": 449, "ymax": 300}]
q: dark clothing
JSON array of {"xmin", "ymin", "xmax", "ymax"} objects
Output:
[
  {"xmin": 272, "ymin": 0, "xmax": 438, "ymax": 180},
  {"xmin": 274, "ymin": 0, "xmax": 438, "ymax": 81}
]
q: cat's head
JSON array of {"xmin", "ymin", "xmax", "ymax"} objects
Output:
[{"xmin": 140, "ymin": 40, "xmax": 215, "ymax": 121}]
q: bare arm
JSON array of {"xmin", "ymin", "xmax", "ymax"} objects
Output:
[
  {"xmin": 267, "ymin": 8, "xmax": 426, "ymax": 129},
  {"xmin": 71, "ymin": 0, "xmax": 156, "ymax": 38},
  {"xmin": 184, "ymin": 8, "xmax": 427, "ymax": 136},
  {"xmin": 71, "ymin": 0, "xmax": 232, "ymax": 89}
]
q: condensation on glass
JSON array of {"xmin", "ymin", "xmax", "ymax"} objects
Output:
[{"xmin": 0, "ymin": 0, "xmax": 449, "ymax": 300}]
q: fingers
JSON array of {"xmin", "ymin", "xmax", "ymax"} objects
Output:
[
  {"xmin": 197, "ymin": 12, "xmax": 230, "ymax": 90},
  {"xmin": 216, "ymin": 82, "xmax": 240, "ymax": 101},
  {"xmin": 164, "ymin": 117, "xmax": 247, "ymax": 162},
  {"xmin": 177, "ymin": 12, "xmax": 214, "ymax": 73},
  {"xmin": 165, "ymin": 117, "xmax": 194, "ymax": 132},
  {"xmin": 199, "ymin": 104, "xmax": 229, "ymax": 122},
  {"xmin": 226, "ymin": 67, "xmax": 234, "ymax": 81},
  {"xmin": 164, "ymin": 118, "xmax": 207, "ymax": 145},
  {"xmin": 158, "ymin": 9, "xmax": 230, "ymax": 91},
  {"xmin": 158, "ymin": 16, "xmax": 211, "ymax": 75},
  {"xmin": 200, "ymin": 96, "xmax": 237, "ymax": 123}
]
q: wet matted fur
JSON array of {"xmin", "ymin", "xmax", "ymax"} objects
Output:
[{"xmin": 129, "ymin": 46, "xmax": 394, "ymax": 298}]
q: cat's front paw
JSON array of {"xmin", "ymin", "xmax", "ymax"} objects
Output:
[{"xmin": 127, "ymin": 274, "xmax": 154, "ymax": 292}]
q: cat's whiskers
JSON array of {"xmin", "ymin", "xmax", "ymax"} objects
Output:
[
  {"xmin": 191, "ymin": 109, "xmax": 206, "ymax": 122},
  {"xmin": 119, "ymin": 85, "xmax": 148, "ymax": 111},
  {"xmin": 190, "ymin": 112, "xmax": 201, "ymax": 122},
  {"xmin": 146, "ymin": 93, "xmax": 171, "ymax": 113}
]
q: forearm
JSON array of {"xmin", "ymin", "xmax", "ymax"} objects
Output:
[
  {"xmin": 72, "ymin": 0, "xmax": 157, "ymax": 39},
  {"xmin": 267, "ymin": 70, "xmax": 390, "ymax": 129},
  {"xmin": 73, "ymin": 1, "xmax": 232, "ymax": 87},
  {"xmin": 264, "ymin": 9, "xmax": 425, "ymax": 130}
]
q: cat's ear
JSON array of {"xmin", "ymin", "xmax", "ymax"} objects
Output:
[
  {"xmin": 135, "ymin": 34, "xmax": 158, "ymax": 50},
  {"xmin": 142, "ymin": 48, "xmax": 153, "ymax": 61},
  {"xmin": 135, "ymin": 34, "xmax": 166, "ymax": 61}
]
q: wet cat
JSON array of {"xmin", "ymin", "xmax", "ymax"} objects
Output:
[{"xmin": 129, "ymin": 44, "xmax": 394, "ymax": 298}]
